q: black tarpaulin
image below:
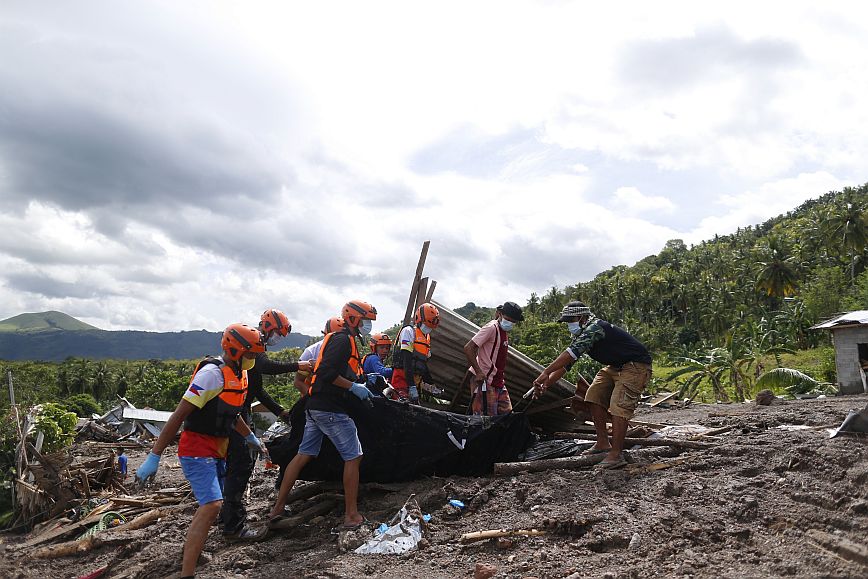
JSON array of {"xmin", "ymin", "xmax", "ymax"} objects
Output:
[{"xmin": 266, "ymin": 396, "xmax": 534, "ymax": 483}]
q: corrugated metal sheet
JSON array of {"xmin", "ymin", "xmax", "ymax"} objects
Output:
[
  {"xmin": 810, "ymin": 310, "xmax": 868, "ymax": 329},
  {"xmin": 427, "ymin": 300, "xmax": 588, "ymax": 432},
  {"xmin": 122, "ymin": 407, "xmax": 172, "ymax": 423}
]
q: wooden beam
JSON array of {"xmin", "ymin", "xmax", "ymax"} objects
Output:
[
  {"xmin": 403, "ymin": 241, "xmax": 430, "ymax": 327},
  {"xmin": 425, "ymin": 280, "xmax": 437, "ymax": 303},
  {"xmin": 493, "ymin": 453, "xmax": 606, "ymax": 476}
]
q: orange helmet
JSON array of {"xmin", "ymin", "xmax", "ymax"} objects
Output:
[
  {"xmin": 415, "ymin": 302, "xmax": 440, "ymax": 329},
  {"xmin": 221, "ymin": 323, "xmax": 266, "ymax": 361},
  {"xmin": 259, "ymin": 309, "xmax": 291, "ymax": 338},
  {"xmin": 322, "ymin": 316, "xmax": 345, "ymax": 335},
  {"xmin": 369, "ymin": 332, "xmax": 392, "ymax": 353},
  {"xmin": 341, "ymin": 300, "xmax": 377, "ymax": 329}
]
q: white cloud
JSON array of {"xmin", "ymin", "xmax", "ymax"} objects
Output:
[
  {"xmin": 1, "ymin": 2, "xmax": 867, "ymax": 335},
  {"xmin": 610, "ymin": 187, "xmax": 676, "ymax": 216}
]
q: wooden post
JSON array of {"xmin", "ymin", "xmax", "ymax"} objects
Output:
[
  {"xmin": 416, "ymin": 277, "xmax": 429, "ymax": 311},
  {"xmin": 7, "ymin": 370, "xmax": 14, "ymax": 406},
  {"xmin": 403, "ymin": 241, "xmax": 430, "ymax": 327},
  {"xmin": 425, "ymin": 280, "xmax": 437, "ymax": 303}
]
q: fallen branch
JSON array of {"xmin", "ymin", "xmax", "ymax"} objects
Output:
[
  {"xmin": 32, "ymin": 534, "xmax": 130, "ymax": 559},
  {"xmin": 460, "ymin": 528, "xmax": 547, "ymax": 544},
  {"xmin": 493, "ymin": 453, "xmax": 606, "ymax": 476}
]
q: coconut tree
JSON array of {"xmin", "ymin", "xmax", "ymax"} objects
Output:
[
  {"xmin": 821, "ymin": 201, "xmax": 868, "ymax": 282},
  {"xmin": 756, "ymin": 237, "xmax": 799, "ymax": 307}
]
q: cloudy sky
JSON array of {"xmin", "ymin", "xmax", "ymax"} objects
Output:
[{"xmin": 1, "ymin": 1, "xmax": 866, "ymax": 335}]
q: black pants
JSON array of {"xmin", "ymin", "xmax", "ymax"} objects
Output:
[{"xmin": 220, "ymin": 429, "xmax": 255, "ymax": 534}]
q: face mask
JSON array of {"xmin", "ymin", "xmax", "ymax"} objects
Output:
[
  {"xmin": 265, "ymin": 332, "xmax": 283, "ymax": 347},
  {"xmin": 241, "ymin": 356, "xmax": 256, "ymax": 371},
  {"xmin": 499, "ymin": 319, "xmax": 514, "ymax": 332},
  {"xmin": 420, "ymin": 323, "xmax": 433, "ymax": 335},
  {"xmin": 567, "ymin": 321, "xmax": 583, "ymax": 335},
  {"xmin": 360, "ymin": 319, "xmax": 373, "ymax": 336}
]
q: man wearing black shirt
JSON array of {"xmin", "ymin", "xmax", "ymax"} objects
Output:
[
  {"xmin": 222, "ymin": 309, "xmax": 312, "ymax": 539},
  {"xmin": 268, "ymin": 300, "xmax": 377, "ymax": 530},
  {"xmin": 534, "ymin": 301, "xmax": 652, "ymax": 469}
]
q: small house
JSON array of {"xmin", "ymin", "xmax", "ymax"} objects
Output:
[{"xmin": 811, "ymin": 310, "xmax": 868, "ymax": 394}]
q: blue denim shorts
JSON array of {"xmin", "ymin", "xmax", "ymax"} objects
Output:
[
  {"xmin": 299, "ymin": 410, "xmax": 363, "ymax": 461},
  {"xmin": 179, "ymin": 456, "xmax": 226, "ymax": 505}
]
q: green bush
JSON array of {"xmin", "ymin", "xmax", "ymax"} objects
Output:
[
  {"xmin": 34, "ymin": 403, "xmax": 77, "ymax": 453},
  {"xmin": 65, "ymin": 394, "xmax": 102, "ymax": 417}
]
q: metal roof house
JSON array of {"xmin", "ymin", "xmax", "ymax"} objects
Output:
[{"xmin": 811, "ymin": 310, "xmax": 868, "ymax": 394}]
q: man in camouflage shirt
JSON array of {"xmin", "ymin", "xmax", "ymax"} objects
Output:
[{"xmin": 534, "ymin": 301, "xmax": 652, "ymax": 468}]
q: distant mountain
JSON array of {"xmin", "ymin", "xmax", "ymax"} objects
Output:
[
  {"xmin": 0, "ymin": 311, "xmax": 100, "ymax": 332},
  {"xmin": 0, "ymin": 311, "xmax": 312, "ymax": 361}
]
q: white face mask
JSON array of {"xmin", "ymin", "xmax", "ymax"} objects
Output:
[
  {"xmin": 567, "ymin": 321, "xmax": 583, "ymax": 335},
  {"xmin": 359, "ymin": 319, "xmax": 373, "ymax": 336},
  {"xmin": 265, "ymin": 332, "xmax": 283, "ymax": 347},
  {"xmin": 499, "ymin": 319, "xmax": 514, "ymax": 332},
  {"xmin": 420, "ymin": 323, "xmax": 433, "ymax": 335}
]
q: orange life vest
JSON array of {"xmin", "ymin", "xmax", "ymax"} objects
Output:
[
  {"xmin": 309, "ymin": 330, "xmax": 362, "ymax": 396},
  {"xmin": 183, "ymin": 358, "xmax": 248, "ymax": 438},
  {"xmin": 411, "ymin": 326, "xmax": 431, "ymax": 357}
]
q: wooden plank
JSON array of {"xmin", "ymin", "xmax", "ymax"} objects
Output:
[
  {"xmin": 549, "ymin": 433, "xmax": 713, "ymax": 449},
  {"xmin": 402, "ymin": 241, "xmax": 430, "ymax": 327},
  {"xmin": 493, "ymin": 453, "xmax": 606, "ymax": 476},
  {"xmin": 648, "ymin": 391, "xmax": 678, "ymax": 407},
  {"xmin": 425, "ymin": 280, "xmax": 437, "ymax": 303},
  {"xmin": 416, "ymin": 277, "xmax": 428, "ymax": 312}
]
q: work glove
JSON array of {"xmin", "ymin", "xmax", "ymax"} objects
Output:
[
  {"xmin": 246, "ymin": 432, "xmax": 270, "ymax": 461},
  {"xmin": 135, "ymin": 452, "xmax": 161, "ymax": 483},
  {"xmin": 349, "ymin": 382, "xmax": 372, "ymax": 401},
  {"xmin": 408, "ymin": 384, "xmax": 420, "ymax": 404}
]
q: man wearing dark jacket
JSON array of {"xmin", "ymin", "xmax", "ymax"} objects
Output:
[
  {"xmin": 221, "ymin": 309, "xmax": 312, "ymax": 539},
  {"xmin": 268, "ymin": 300, "xmax": 377, "ymax": 530}
]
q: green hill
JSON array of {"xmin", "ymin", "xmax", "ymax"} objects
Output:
[{"xmin": 0, "ymin": 311, "xmax": 100, "ymax": 332}]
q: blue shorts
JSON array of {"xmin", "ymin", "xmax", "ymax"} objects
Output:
[
  {"xmin": 179, "ymin": 456, "xmax": 226, "ymax": 506},
  {"xmin": 299, "ymin": 410, "xmax": 363, "ymax": 461}
]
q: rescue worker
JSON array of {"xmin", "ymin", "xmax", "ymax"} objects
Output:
[
  {"xmin": 134, "ymin": 324, "xmax": 268, "ymax": 579},
  {"xmin": 362, "ymin": 332, "xmax": 393, "ymax": 394},
  {"xmin": 391, "ymin": 303, "xmax": 439, "ymax": 404},
  {"xmin": 533, "ymin": 301, "xmax": 652, "ymax": 469},
  {"xmin": 268, "ymin": 300, "xmax": 377, "ymax": 530},
  {"xmin": 221, "ymin": 309, "xmax": 313, "ymax": 540},
  {"xmin": 463, "ymin": 301, "xmax": 524, "ymax": 416},
  {"xmin": 293, "ymin": 317, "xmax": 345, "ymax": 397}
]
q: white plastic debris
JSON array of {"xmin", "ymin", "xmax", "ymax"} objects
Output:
[{"xmin": 354, "ymin": 498, "xmax": 423, "ymax": 555}]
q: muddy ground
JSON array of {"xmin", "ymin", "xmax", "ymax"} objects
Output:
[{"xmin": 2, "ymin": 394, "xmax": 868, "ymax": 579}]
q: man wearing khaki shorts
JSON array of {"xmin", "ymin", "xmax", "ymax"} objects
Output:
[{"xmin": 534, "ymin": 301, "xmax": 652, "ymax": 469}]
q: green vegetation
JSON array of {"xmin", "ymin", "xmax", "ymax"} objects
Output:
[
  {"xmin": 459, "ymin": 184, "xmax": 866, "ymax": 401},
  {"xmin": 0, "ymin": 184, "xmax": 864, "ymax": 409},
  {"xmin": 0, "ymin": 311, "xmax": 100, "ymax": 332}
]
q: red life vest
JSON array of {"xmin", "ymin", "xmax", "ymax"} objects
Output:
[{"xmin": 183, "ymin": 358, "xmax": 248, "ymax": 438}]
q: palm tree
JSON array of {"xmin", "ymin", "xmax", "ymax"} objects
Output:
[
  {"xmin": 756, "ymin": 237, "xmax": 799, "ymax": 305},
  {"xmin": 667, "ymin": 351, "xmax": 730, "ymax": 402},
  {"xmin": 822, "ymin": 201, "xmax": 868, "ymax": 282}
]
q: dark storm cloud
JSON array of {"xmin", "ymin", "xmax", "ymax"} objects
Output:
[
  {"xmin": 0, "ymin": 96, "xmax": 287, "ymax": 213},
  {"xmin": 3, "ymin": 271, "xmax": 116, "ymax": 299},
  {"xmin": 408, "ymin": 125, "xmax": 581, "ymax": 178},
  {"xmin": 617, "ymin": 25, "xmax": 803, "ymax": 94}
]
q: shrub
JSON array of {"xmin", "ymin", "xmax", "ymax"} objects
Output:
[{"xmin": 65, "ymin": 394, "xmax": 102, "ymax": 417}]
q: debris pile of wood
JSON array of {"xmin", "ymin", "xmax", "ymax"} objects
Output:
[
  {"xmin": 397, "ymin": 241, "xmax": 588, "ymax": 432},
  {"xmin": 76, "ymin": 396, "xmax": 172, "ymax": 444},
  {"xmin": 492, "ymin": 420, "xmax": 728, "ymax": 476},
  {"xmin": 14, "ymin": 484, "xmax": 193, "ymax": 560}
]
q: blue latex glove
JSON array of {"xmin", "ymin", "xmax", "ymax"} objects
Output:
[
  {"xmin": 349, "ymin": 382, "xmax": 372, "ymax": 401},
  {"xmin": 408, "ymin": 384, "xmax": 419, "ymax": 401},
  {"xmin": 245, "ymin": 432, "xmax": 261, "ymax": 449},
  {"xmin": 136, "ymin": 452, "xmax": 161, "ymax": 482}
]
